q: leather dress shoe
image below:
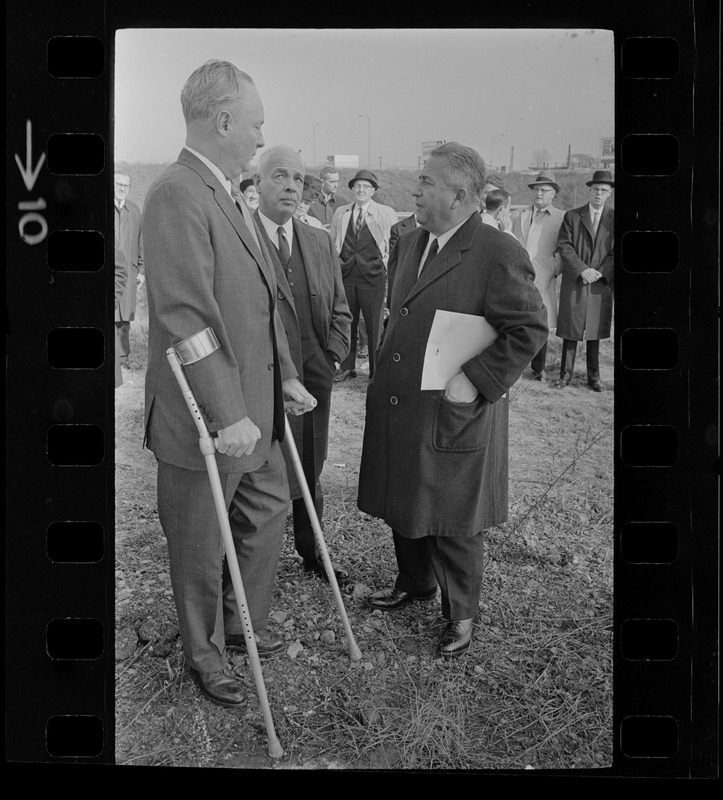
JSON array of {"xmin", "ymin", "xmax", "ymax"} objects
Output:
[
  {"xmin": 333, "ymin": 369, "xmax": 357, "ymax": 383},
  {"xmin": 366, "ymin": 586, "xmax": 437, "ymax": 611},
  {"xmin": 553, "ymin": 379, "xmax": 570, "ymax": 389},
  {"xmin": 192, "ymin": 668, "xmax": 246, "ymax": 707},
  {"xmin": 225, "ymin": 628, "xmax": 284, "ymax": 657},
  {"xmin": 438, "ymin": 617, "xmax": 477, "ymax": 657},
  {"xmin": 303, "ymin": 557, "xmax": 351, "ymax": 585},
  {"xmin": 588, "ymin": 380, "xmax": 605, "ymax": 392},
  {"xmin": 532, "ymin": 369, "xmax": 546, "ymax": 382}
]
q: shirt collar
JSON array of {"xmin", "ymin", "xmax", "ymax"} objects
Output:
[
  {"xmin": 258, "ymin": 211, "xmax": 294, "ymax": 248},
  {"xmin": 115, "ymin": 200, "xmax": 126, "ymax": 211},
  {"xmin": 184, "ymin": 145, "xmax": 233, "ymax": 197},
  {"xmin": 428, "ymin": 213, "xmax": 472, "ymax": 253}
]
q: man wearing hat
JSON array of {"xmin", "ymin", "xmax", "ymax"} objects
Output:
[
  {"xmin": 294, "ymin": 176, "xmax": 325, "ymax": 229},
  {"xmin": 512, "ymin": 172, "xmax": 566, "ymax": 380},
  {"xmin": 554, "ymin": 170, "xmax": 615, "ymax": 392},
  {"xmin": 234, "ymin": 177, "xmax": 259, "ymax": 211},
  {"xmin": 329, "ymin": 169, "xmax": 398, "ymax": 380}
]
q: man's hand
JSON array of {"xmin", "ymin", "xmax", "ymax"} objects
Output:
[
  {"xmin": 497, "ymin": 206, "xmax": 513, "ymax": 232},
  {"xmin": 283, "ymin": 378, "xmax": 317, "ymax": 416},
  {"xmin": 444, "ymin": 372, "xmax": 480, "ymax": 403},
  {"xmin": 215, "ymin": 417, "xmax": 261, "ymax": 457},
  {"xmin": 581, "ymin": 268, "xmax": 602, "ymax": 285}
]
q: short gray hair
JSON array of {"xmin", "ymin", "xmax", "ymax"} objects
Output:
[
  {"xmin": 181, "ymin": 60, "xmax": 255, "ymax": 124},
  {"xmin": 430, "ymin": 142, "xmax": 487, "ymax": 204}
]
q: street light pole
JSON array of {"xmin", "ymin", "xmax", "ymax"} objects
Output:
[
  {"xmin": 505, "ymin": 117, "xmax": 524, "ymax": 171},
  {"xmin": 490, "ymin": 133, "xmax": 504, "ymax": 170},
  {"xmin": 358, "ymin": 114, "xmax": 371, "ymax": 168},
  {"xmin": 312, "ymin": 123, "xmax": 321, "ymax": 170}
]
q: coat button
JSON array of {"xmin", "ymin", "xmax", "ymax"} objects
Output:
[
  {"xmin": 277, "ymin": 291, "xmax": 284, "ymax": 299},
  {"xmin": 268, "ymin": 363, "xmax": 274, "ymax": 370},
  {"xmin": 390, "ymin": 396, "xmax": 398, "ymax": 405},
  {"xmin": 400, "ymin": 307, "xmax": 408, "ymax": 316},
  {"xmin": 392, "ymin": 353, "xmax": 401, "ymax": 362}
]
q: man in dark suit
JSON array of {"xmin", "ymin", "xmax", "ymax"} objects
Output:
[
  {"xmin": 554, "ymin": 170, "xmax": 614, "ymax": 392},
  {"xmin": 253, "ymin": 145, "xmax": 353, "ymax": 584},
  {"xmin": 358, "ymin": 142, "xmax": 547, "ymax": 657},
  {"xmin": 114, "ymin": 171, "xmax": 144, "ymax": 368},
  {"xmin": 389, "ymin": 212, "xmax": 418, "ymax": 255},
  {"xmin": 114, "ymin": 238, "xmax": 129, "ymax": 389},
  {"xmin": 308, "ymin": 166, "xmax": 349, "ymax": 229},
  {"xmin": 329, "ymin": 169, "xmax": 397, "ymax": 380},
  {"xmin": 142, "ymin": 60, "xmax": 316, "ymax": 708}
]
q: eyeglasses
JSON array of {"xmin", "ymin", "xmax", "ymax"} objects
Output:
[
  {"xmin": 353, "ymin": 183, "xmax": 374, "ymax": 191},
  {"xmin": 115, "ymin": 182, "xmax": 130, "ymax": 189},
  {"xmin": 591, "ymin": 187, "xmax": 611, "ymax": 194}
]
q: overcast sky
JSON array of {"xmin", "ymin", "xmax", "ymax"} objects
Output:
[{"xmin": 114, "ymin": 28, "xmax": 613, "ymax": 171}]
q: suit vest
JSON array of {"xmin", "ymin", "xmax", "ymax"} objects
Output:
[{"xmin": 340, "ymin": 208, "xmax": 384, "ymax": 284}]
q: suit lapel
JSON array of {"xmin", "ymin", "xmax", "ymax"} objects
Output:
[
  {"xmin": 177, "ymin": 149, "xmax": 276, "ymax": 291},
  {"xmin": 581, "ymin": 206, "xmax": 595, "ymax": 240},
  {"xmin": 402, "ymin": 214, "xmax": 480, "ymax": 305},
  {"xmin": 293, "ymin": 219, "xmax": 322, "ymax": 299},
  {"xmin": 253, "ymin": 212, "xmax": 297, "ymax": 312}
]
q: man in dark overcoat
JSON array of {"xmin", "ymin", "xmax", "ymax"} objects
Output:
[
  {"xmin": 253, "ymin": 145, "xmax": 353, "ymax": 584},
  {"xmin": 554, "ymin": 170, "xmax": 614, "ymax": 391},
  {"xmin": 114, "ymin": 171, "xmax": 144, "ymax": 367},
  {"xmin": 357, "ymin": 142, "xmax": 548, "ymax": 657}
]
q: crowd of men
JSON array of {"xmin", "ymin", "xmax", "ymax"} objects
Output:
[{"xmin": 116, "ymin": 59, "xmax": 614, "ymax": 708}]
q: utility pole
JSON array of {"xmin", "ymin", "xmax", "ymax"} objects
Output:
[{"xmin": 378, "ymin": 156, "xmax": 383, "ymax": 172}]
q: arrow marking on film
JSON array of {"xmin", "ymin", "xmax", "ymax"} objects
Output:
[{"xmin": 15, "ymin": 120, "xmax": 46, "ymax": 192}]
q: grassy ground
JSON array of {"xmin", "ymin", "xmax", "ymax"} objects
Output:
[{"xmin": 115, "ymin": 293, "xmax": 613, "ymax": 770}]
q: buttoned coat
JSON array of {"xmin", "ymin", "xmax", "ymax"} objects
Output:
[
  {"xmin": 142, "ymin": 149, "xmax": 296, "ymax": 474},
  {"xmin": 556, "ymin": 204, "xmax": 614, "ymax": 340},
  {"xmin": 308, "ymin": 190, "xmax": 351, "ymax": 228},
  {"xmin": 329, "ymin": 198, "xmax": 398, "ymax": 268},
  {"xmin": 254, "ymin": 213, "xmax": 352, "ymax": 497},
  {"xmin": 512, "ymin": 204, "xmax": 565, "ymax": 328},
  {"xmin": 357, "ymin": 212, "xmax": 548, "ymax": 537},
  {"xmin": 114, "ymin": 199, "xmax": 144, "ymax": 322}
]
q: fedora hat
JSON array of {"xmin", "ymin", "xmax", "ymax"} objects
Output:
[
  {"xmin": 528, "ymin": 172, "xmax": 560, "ymax": 193},
  {"xmin": 586, "ymin": 169, "xmax": 614, "ymax": 187},
  {"xmin": 348, "ymin": 169, "xmax": 379, "ymax": 190}
]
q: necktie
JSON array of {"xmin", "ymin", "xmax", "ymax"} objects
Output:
[
  {"xmin": 277, "ymin": 226, "xmax": 290, "ymax": 266},
  {"xmin": 355, "ymin": 207, "xmax": 364, "ymax": 236},
  {"xmin": 418, "ymin": 238, "xmax": 439, "ymax": 278},
  {"xmin": 592, "ymin": 209, "xmax": 600, "ymax": 236}
]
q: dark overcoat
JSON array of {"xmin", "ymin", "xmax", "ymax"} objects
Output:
[
  {"xmin": 255, "ymin": 213, "xmax": 352, "ymax": 498},
  {"xmin": 115, "ymin": 199, "xmax": 144, "ymax": 322},
  {"xmin": 357, "ymin": 212, "xmax": 548, "ymax": 538},
  {"xmin": 556, "ymin": 204, "xmax": 614, "ymax": 340}
]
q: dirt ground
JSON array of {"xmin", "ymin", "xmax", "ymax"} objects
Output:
[{"xmin": 115, "ymin": 298, "xmax": 614, "ymax": 770}]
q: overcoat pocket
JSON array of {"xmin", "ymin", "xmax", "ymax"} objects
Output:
[{"xmin": 432, "ymin": 394, "xmax": 491, "ymax": 453}]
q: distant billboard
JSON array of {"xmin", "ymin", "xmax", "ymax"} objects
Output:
[
  {"xmin": 327, "ymin": 154, "xmax": 359, "ymax": 169},
  {"xmin": 421, "ymin": 140, "xmax": 447, "ymax": 160},
  {"xmin": 600, "ymin": 137, "xmax": 615, "ymax": 162}
]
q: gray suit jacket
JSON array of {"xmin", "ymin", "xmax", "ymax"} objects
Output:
[{"xmin": 142, "ymin": 148, "xmax": 296, "ymax": 473}]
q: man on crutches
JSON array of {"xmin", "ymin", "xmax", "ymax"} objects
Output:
[{"xmin": 142, "ymin": 60, "xmax": 316, "ymax": 709}]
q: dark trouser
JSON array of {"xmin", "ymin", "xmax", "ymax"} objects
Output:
[
  {"xmin": 115, "ymin": 320, "xmax": 131, "ymax": 359},
  {"xmin": 341, "ymin": 279, "xmax": 385, "ymax": 377},
  {"xmin": 291, "ymin": 345, "xmax": 334, "ymax": 562},
  {"xmin": 392, "ymin": 530, "xmax": 485, "ymax": 620},
  {"xmin": 560, "ymin": 338, "xmax": 600, "ymax": 384},
  {"xmin": 157, "ymin": 444, "xmax": 289, "ymax": 673},
  {"xmin": 531, "ymin": 340, "xmax": 548, "ymax": 373},
  {"xmin": 292, "ymin": 405, "xmax": 324, "ymax": 562}
]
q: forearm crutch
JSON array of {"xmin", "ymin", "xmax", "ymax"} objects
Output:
[
  {"xmin": 166, "ymin": 328, "xmax": 283, "ymax": 759},
  {"xmin": 282, "ymin": 416, "xmax": 362, "ymax": 662}
]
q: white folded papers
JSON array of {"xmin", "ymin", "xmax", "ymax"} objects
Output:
[{"xmin": 421, "ymin": 310, "xmax": 498, "ymax": 390}]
